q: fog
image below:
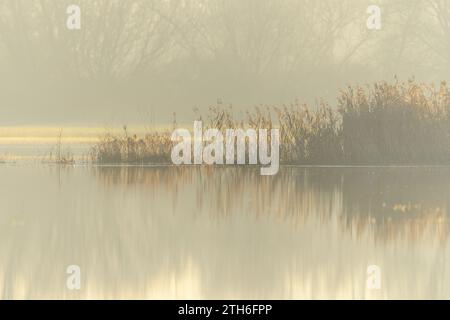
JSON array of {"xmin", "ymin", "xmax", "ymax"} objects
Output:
[{"xmin": 0, "ymin": 0, "xmax": 448, "ymax": 125}]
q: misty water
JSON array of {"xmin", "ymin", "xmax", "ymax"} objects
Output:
[{"xmin": 1, "ymin": 164, "xmax": 449, "ymax": 299}]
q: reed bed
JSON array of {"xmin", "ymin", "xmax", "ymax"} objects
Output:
[
  {"xmin": 90, "ymin": 80, "xmax": 450, "ymax": 165},
  {"xmin": 90, "ymin": 126, "xmax": 173, "ymax": 164}
]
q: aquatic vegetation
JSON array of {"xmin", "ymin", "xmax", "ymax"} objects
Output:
[
  {"xmin": 338, "ymin": 80, "xmax": 450, "ymax": 164},
  {"xmin": 44, "ymin": 129, "xmax": 75, "ymax": 165},
  {"xmin": 90, "ymin": 80, "xmax": 450, "ymax": 165},
  {"xmin": 90, "ymin": 126, "xmax": 173, "ymax": 164}
]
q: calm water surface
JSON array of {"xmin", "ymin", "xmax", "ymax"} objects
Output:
[{"xmin": 0, "ymin": 165, "xmax": 449, "ymax": 299}]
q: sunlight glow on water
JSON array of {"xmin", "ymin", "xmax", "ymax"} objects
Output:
[{"xmin": 0, "ymin": 126, "xmax": 161, "ymax": 162}]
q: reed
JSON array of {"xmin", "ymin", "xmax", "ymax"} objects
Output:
[
  {"xmin": 90, "ymin": 80, "xmax": 450, "ymax": 165},
  {"xmin": 90, "ymin": 126, "xmax": 172, "ymax": 164},
  {"xmin": 45, "ymin": 129, "xmax": 75, "ymax": 165},
  {"xmin": 338, "ymin": 80, "xmax": 450, "ymax": 164}
]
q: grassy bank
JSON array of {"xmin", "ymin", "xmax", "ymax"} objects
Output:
[{"xmin": 90, "ymin": 80, "xmax": 450, "ymax": 165}]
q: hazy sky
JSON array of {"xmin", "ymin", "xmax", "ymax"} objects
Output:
[{"xmin": 0, "ymin": 0, "xmax": 448, "ymax": 125}]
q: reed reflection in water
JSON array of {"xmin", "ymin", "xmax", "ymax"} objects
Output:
[{"xmin": 0, "ymin": 165, "xmax": 449, "ymax": 299}]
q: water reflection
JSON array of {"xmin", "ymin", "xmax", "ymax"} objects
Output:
[{"xmin": 0, "ymin": 165, "xmax": 449, "ymax": 299}]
